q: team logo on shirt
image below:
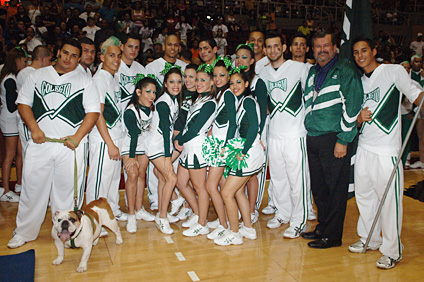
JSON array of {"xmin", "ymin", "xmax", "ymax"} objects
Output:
[
  {"xmin": 308, "ymin": 75, "xmax": 315, "ymax": 88},
  {"xmin": 40, "ymin": 81, "xmax": 71, "ymax": 97},
  {"xmin": 268, "ymin": 78, "xmax": 287, "ymax": 93},
  {"xmin": 120, "ymin": 74, "xmax": 137, "ymax": 86},
  {"xmin": 363, "ymin": 87, "xmax": 380, "ymax": 105},
  {"xmin": 140, "ymin": 119, "xmax": 150, "ymax": 133}
]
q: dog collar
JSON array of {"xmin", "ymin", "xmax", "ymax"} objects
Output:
[{"xmin": 69, "ymin": 211, "xmax": 96, "ymax": 249}]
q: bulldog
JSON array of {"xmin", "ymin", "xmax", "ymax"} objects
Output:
[{"xmin": 52, "ymin": 197, "xmax": 123, "ymax": 272}]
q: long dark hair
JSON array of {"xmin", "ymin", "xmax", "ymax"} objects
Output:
[
  {"xmin": 0, "ymin": 48, "xmax": 26, "ymax": 83},
  {"xmin": 236, "ymin": 45, "xmax": 256, "ymax": 84},
  {"xmin": 182, "ymin": 63, "xmax": 198, "ymax": 93},
  {"xmin": 213, "ymin": 59, "xmax": 231, "ymax": 103},
  {"xmin": 157, "ymin": 67, "xmax": 183, "ymax": 108},
  {"xmin": 127, "ymin": 77, "xmax": 157, "ymax": 120},
  {"xmin": 230, "ymin": 70, "xmax": 253, "ymax": 111},
  {"xmin": 191, "ymin": 64, "xmax": 217, "ymax": 104}
]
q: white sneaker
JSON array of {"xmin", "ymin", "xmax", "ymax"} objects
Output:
[
  {"xmin": 167, "ymin": 213, "xmax": 179, "ymax": 223},
  {"xmin": 348, "ymin": 240, "xmax": 380, "ymax": 253},
  {"xmin": 14, "ymin": 184, "xmax": 22, "ymax": 193},
  {"xmin": 0, "ymin": 187, "xmax": 4, "ymax": 197},
  {"xmin": 262, "ymin": 205, "xmax": 276, "ymax": 215},
  {"xmin": 283, "ymin": 226, "xmax": 305, "ymax": 238},
  {"xmin": 376, "ymin": 255, "xmax": 401, "ymax": 269},
  {"xmin": 114, "ymin": 210, "xmax": 128, "ymax": 221},
  {"xmin": 126, "ymin": 215, "xmax": 137, "ymax": 233},
  {"xmin": 156, "ymin": 216, "xmax": 174, "ymax": 234},
  {"xmin": 100, "ymin": 227, "xmax": 109, "ymax": 237},
  {"xmin": 182, "ymin": 214, "xmax": 198, "ymax": 228},
  {"xmin": 409, "ymin": 161, "xmax": 424, "ymax": 169},
  {"xmin": 307, "ymin": 210, "xmax": 317, "ymax": 221},
  {"xmin": 7, "ymin": 236, "xmax": 26, "ymax": 248},
  {"xmin": 239, "ymin": 225, "xmax": 257, "ymax": 240},
  {"xmin": 214, "ymin": 231, "xmax": 243, "ymax": 246},
  {"xmin": 182, "ymin": 223, "xmax": 209, "ymax": 237},
  {"xmin": 135, "ymin": 207, "xmax": 155, "ymax": 221},
  {"xmin": 267, "ymin": 216, "xmax": 289, "ymax": 229},
  {"xmin": 170, "ymin": 197, "xmax": 185, "ymax": 215},
  {"xmin": 251, "ymin": 210, "xmax": 259, "ymax": 224},
  {"xmin": 176, "ymin": 207, "xmax": 193, "ymax": 220},
  {"xmin": 0, "ymin": 191, "xmax": 20, "ymax": 202},
  {"xmin": 207, "ymin": 218, "xmax": 220, "ymax": 229},
  {"xmin": 207, "ymin": 225, "xmax": 228, "ymax": 240}
]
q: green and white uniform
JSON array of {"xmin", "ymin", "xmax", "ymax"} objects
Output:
[
  {"xmin": 174, "ymin": 89, "xmax": 195, "ymax": 133},
  {"xmin": 0, "ymin": 74, "xmax": 20, "ymax": 137},
  {"xmin": 145, "ymin": 92, "xmax": 179, "ymax": 159},
  {"xmin": 210, "ymin": 88, "xmax": 238, "ymax": 167},
  {"xmin": 121, "ymin": 104, "xmax": 152, "ymax": 156},
  {"xmin": 355, "ymin": 64, "xmax": 421, "ymax": 260},
  {"xmin": 115, "ymin": 60, "xmax": 145, "ymax": 114},
  {"xmin": 86, "ymin": 69, "xmax": 122, "ymax": 214},
  {"xmin": 178, "ymin": 93, "xmax": 216, "ymax": 169},
  {"xmin": 261, "ymin": 60, "xmax": 310, "ymax": 229},
  {"xmin": 228, "ymin": 95, "xmax": 265, "ymax": 176},
  {"xmin": 15, "ymin": 65, "xmax": 100, "ymax": 242},
  {"xmin": 145, "ymin": 57, "xmax": 187, "ymax": 90}
]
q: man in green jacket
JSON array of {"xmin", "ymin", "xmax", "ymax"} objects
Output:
[{"xmin": 301, "ymin": 30, "xmax": 363, "ymax": 248}]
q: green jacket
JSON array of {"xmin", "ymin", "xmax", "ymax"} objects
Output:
[{"xmin": 304, "ymin": 59, "xmax": 363, "ymax": 145}]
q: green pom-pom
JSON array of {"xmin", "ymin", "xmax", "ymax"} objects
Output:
[
  {"xmin": 202, "ymin": 136, "xmax": 225, "ymax": 167},
  {"xmin": 224, "ymin": 138, "xmax": 249, "ymax": 174}
]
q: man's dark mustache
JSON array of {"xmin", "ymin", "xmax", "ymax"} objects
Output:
[{"xmin": 318, "ymin": 51, "xmax": 329, "ymax": 55}]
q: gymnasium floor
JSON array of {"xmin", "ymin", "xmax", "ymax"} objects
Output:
[{"xmin": 0, "ymin": 169, "xmax": 424, "ymax": 281}]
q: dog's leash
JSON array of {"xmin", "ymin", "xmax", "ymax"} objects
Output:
[
  {"xmin": 45, "ymin": 137, "xmax": 79, "ymax": 211},
  {"xmin": 69, "ymin": 211, "xmax": 96, "ymax": 249}
]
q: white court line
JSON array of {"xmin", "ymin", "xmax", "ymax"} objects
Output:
[
  {"xmin": 164, "ymin": 236, "xmax": 174, "ymax": 244},
  {"xmin": 175, "ymin": 252, "xmax": 186, "ymax": 261},
  {"xmin": 187, "ymin": 271, "xmax": 200, "ymax": 281}
]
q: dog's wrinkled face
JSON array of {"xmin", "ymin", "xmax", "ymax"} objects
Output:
[{"xmin": 53, "ymin": 211, "xmax": 82, "ymax": 242}]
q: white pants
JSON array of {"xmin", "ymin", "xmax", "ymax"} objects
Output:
[
  {"xmin": 355, "ymin": 147, "xmax": 403, "ymax": 259},
  {"xmin": 86, "ymin": 139, "xmax": 122, "ymax": 214},
  {"xmin": 15, "ymin": 141, "xmax": 87, "ymax": 241},
  {"xmin": 268, "ymin": 136, "xmax": 309, "ymax": 228}
]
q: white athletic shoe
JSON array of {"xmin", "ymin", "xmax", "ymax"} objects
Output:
[
  {"xmin": 135, "ymin": 207, "xmax": 155, "ymax": 221},
  {"xmin": 182, "ymin": 223, "xmax": 209, "ymax": 237},
  {"xmin": 207, "ymin": 218, "xmax": 220, "ymax": 229},
  {"xmin": 376, "ymin": 255, "xmax": 401, "ymax": 269},
  {"xmin": 262, "ymin": 205, "xmax": 276, "ymax": 215},
  {"xmin": 100, "ymin": 227, "xmax": 109, "ymax": 237},
  {"xmin": 0, "ymin": 187, "xmax": 4, "ymax": 197},
  {"xmin": 0, "ymin": 191, "xmax": 20, "ymax": 202},
  {"xmin": 409, "ymin": 161, "xmax": 424, "ymax": 169},
  {"xmin": 307, "ymin": 210, "xmax": 317, "ymax": 221},
  {"xmin": 176, "ymin": 207, "xmax": 193, "ymax": 220},
  {"xmin": 283, "ymin": 226, "xmax": 305, "ymax": 239},
  {"xmin": 251, "ymin": 210, "xmax": 259, "ymax": 224},
  {"xmin": 156, "ymin": 216, "xmax": 174, "ymax": 234},
  {"xmin": 7, "ymin": 236, "xmax": 26, "ymax": 248},
  {"xmin": 239, "ymin": 225, "xmax": 257, "ymax": 240},
  {"xmin": 267, "ymin": 216, "xmax": 289, "ymax": 229},
  {"xmin": 207, "ymin": 225, "xmax": 228, "ymax": 240},
  {"xmin": 170, "ymin": 197, "xmax": 185, "ymax": 215},
  {"xmin": 348, "ymin": 240, "xmax": 380, "ymax": 253},
  {"xmin": 14, "ymin": 184, "xmax": 22, "ymax": 193},
  {"xmin": 114, "ymin": 210, "xmax": 128, "ymax": 221},
  {"xmin": 167, "ymin": 213, "xmax": 179, "ymax": 223},
  {"xmin": 182, "ymin": 214, "xmax": 198, "ymax": 228},
  {"xmin": 214, "ymin": 231, "xmax": 243, "ymax": 246},
  {"xmin": 126, "ymin": 215, "xmax": 137, "ymax": 233}
]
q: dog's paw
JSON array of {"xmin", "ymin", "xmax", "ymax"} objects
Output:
[
  {"xmin": 76, "ymin": 264, "xmax": 87, "ymax": 273},
  {"xmin": 116, "ymin": 236, "xmax": 123, "ymax": 245},
  {"xmin": 52, "ymin": 257, "xmax": 63, "ymax": 265}
]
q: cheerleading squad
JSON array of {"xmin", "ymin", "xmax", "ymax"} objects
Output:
[{"xmin": 5, "ymin": 28, "xmax": 423, "ymax": 270}]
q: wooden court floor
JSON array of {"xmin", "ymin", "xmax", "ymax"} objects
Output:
[{"xmin": 1, "ymin": 170, "xmax": 424, "ymax": 281}]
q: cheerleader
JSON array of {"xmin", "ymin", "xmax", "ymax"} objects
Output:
[
  {"xmin": 172, "ymin": 63, "xmax": 198, "ymax": 220},
  {"xmin": 214, "ymin": 68, "xmax": 265, "ymax": 246},
  {"xmin": 205, "ymin": 57, "xmax": 236, "ymax": 240},
  {"xmin": 235, "ymin": 43, "xmax": 268, "ymax": 223},
  {"xmin": 145, "ymin": 67, "xmax": 182, "ymax": 234},
  {"xmin": 174, "ymin": 64, "xmax": 217, "ymax": 237},
  {"xmin": 0, "ymin": 47, "xmax": 27, "ymax": 202},
  {"xmin": 121, "ymin": 76, "xmax": 157, "ymax": 233}
]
